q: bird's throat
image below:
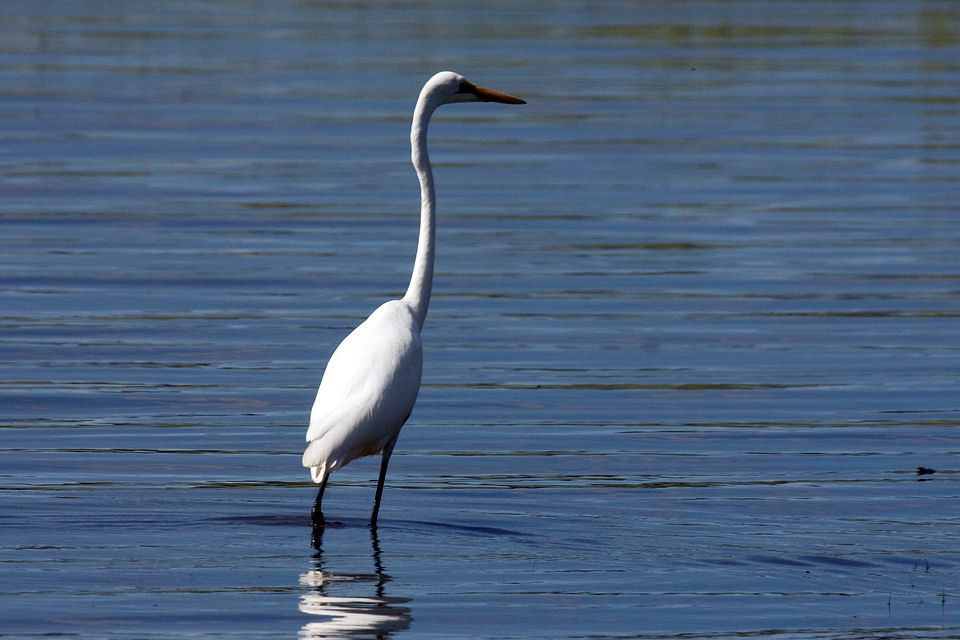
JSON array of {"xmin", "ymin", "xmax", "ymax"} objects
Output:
[{"xmin": 403, "ymin": 101, "xmax": 437, "ymax": 332}]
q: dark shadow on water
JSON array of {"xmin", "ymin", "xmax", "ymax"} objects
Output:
[
  {"xmin": 299, "ymin": 523, "xmax": 412, "ymax": 638},
  {"xmin": 214, "ymin": 513, "xmax": 530, "ymax": 539},
  {"xmin": 798, "ymin": 554, "xmax": 876, "ymax": 568},
  {"xmin": 403, "ymin": 519, "xmax": 531, "ymax": 538},
  {"xmin": 211, "ymin": 514, "xmax": 310, "ymax": 527}
]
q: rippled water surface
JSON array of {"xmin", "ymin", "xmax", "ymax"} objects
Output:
[{"xmin": 2, "ymin": 1, "xmax": 960, "ymax": 638}]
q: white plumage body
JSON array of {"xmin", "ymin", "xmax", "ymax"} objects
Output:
[
  {"xmin": 301, "ymin": 71, "xmax": 523, "ymax": 524},
  {"xmin": 302, "ymin": 300, "xmax": 422, "ymax": 482}
]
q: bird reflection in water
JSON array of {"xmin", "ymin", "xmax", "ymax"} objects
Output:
[{"xmin": 299, "ymin": 525, "xmax": 412, "ymax": 638}]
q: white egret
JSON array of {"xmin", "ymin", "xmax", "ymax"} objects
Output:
[{"xmin": 302, "ymin": 71, "xmax": 525, "ymax": 525}]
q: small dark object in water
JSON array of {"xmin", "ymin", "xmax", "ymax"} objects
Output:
[{"xmin": 917, "ymin": 466, "xmax": 936, "ymax": 475}]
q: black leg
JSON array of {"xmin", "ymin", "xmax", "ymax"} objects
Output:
[
  {"xmin": 311, "ymin": 472, "xmax": 329, "ymax": 525},
  {"xmin": 310, "ymin": 518, "xmax": 325, "ymax": 551},
  {"xmin": 371, "ymin": 433, "xmax": 399, "ymax": 526}
]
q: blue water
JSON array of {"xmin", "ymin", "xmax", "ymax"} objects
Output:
[{"xmin": 2, "ymin": 1, "xmax": 960, "ymax": 638}]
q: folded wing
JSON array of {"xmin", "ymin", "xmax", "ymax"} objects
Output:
[{"xmin": 302, "ymin": 300, "xmax": 423, "ymax": 478}]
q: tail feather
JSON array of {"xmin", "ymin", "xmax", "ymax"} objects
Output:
[
  {"xmin": 309, "ymin": 463, "xmax": 327, "ymax": 483},
  {"xmin": 303, "ymin": 438, "xmax": 330, "ymax": 483}
]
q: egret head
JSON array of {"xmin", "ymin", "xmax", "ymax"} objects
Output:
[{"xmin": 423, "ymin": 71, "xmax": 525, "ymax": 108}]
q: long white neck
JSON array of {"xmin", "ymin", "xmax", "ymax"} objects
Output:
[{"xmin": 402, "ymin": 91, "xmax": 439, "ymax": 331}]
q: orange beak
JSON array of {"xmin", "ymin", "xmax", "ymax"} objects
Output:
[{"xmin": 464, "ymin": 82, "xmax": 526, "ymax": 105}]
